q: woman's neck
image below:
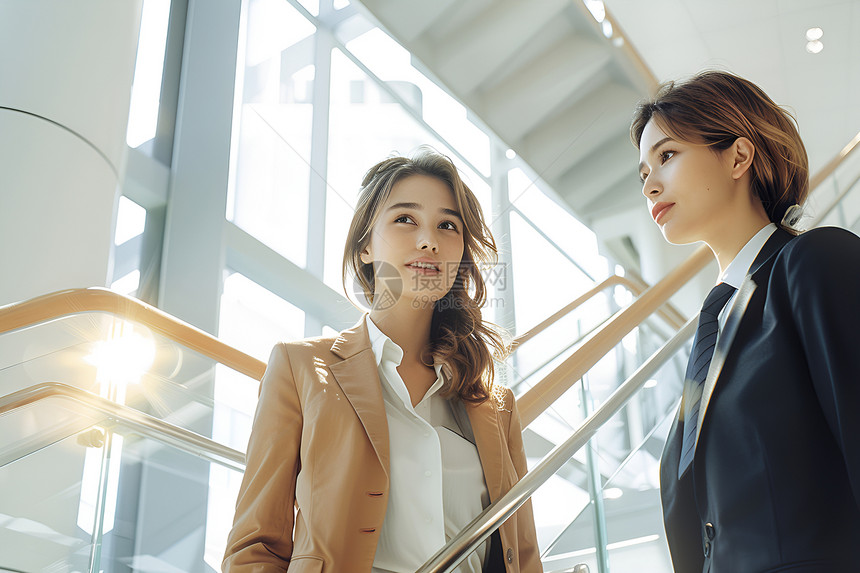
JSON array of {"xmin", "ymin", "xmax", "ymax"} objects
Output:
[
  {"xmin": 369, "ymin": 302, "xmax": 434, "ymax": 366},
  {"xmin": 705, "ymin": 196, "xmax": 771, "ymax": 275}
]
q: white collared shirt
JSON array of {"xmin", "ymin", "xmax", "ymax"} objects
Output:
[
  {"xmin": 366, "ymin": 317, "xmax": 489, "ymax": 573},
  {"xmin": 716, "ymin": 223, "xmax": 777, "ymax": 333}
]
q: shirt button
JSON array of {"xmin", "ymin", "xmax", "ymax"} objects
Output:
[
  {"xmin": 704, "ymin": 540, "xmax": 712, "ymax": 558},
  {"xmin": 704, "ymin": 522, "xmax": 715, "ymax": 540},
  {"xmin": 424, "ymin": 470, "xmax": 431, "ymax": 477},
  {"xmin": 506, "ymin": 548, "xmax": 513, "ymax": 563}
]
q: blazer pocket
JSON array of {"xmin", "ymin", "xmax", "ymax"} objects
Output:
[{"xmin": 286, "ymin": 556, "xmax": 324, "ymax": 573}]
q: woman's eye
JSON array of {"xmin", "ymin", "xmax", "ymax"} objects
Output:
[
  {"xmin": 659, "ymin": 150, "xmax": 676, "ymax": 164},
  {"xmin": 394, "ymin": 215, "xmax": 415, "ymax": 224},
  {"xmin": 439, "ymin": 221, "xmax": 459, "ymax": 231},
  {"xmin": 639, "ymin": 171, "xmax": 649, "ymax": 183}
]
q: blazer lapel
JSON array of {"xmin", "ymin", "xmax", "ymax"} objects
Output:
[
  {"xmin": 694, "ymin": 229, "xmax": 793, "ymax": 449},
  {"xmin": 328, "ymin": 317, "xmax": 391, "ymax": 476},
  {"xmin": 465, "ymin": 397, "xmax": 505, "ymax": 502}
]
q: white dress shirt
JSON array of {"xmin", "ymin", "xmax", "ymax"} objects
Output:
[
  {"xmin": 366, "ymin": 317, "xmax": 489, "ymax": 573},
  {"xmin": 716, "ymin": 223, "xmax": 777, "ymax": 333}
]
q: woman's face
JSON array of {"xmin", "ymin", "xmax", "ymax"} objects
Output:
[
  {"xmin": 361, "ymin": 174, "xmax": 465, "ymax": 308},
  {"xmin": 638, "ymin": 119, "xmax": 738, "ymax": 245}
]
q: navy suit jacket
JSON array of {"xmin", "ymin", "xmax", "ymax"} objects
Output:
[{"xmin": 660, "ymin": 227, "xmax": 860, "ymax": 573}]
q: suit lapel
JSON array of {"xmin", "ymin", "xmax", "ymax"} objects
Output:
[
  {"xmin": 693, "ymin": 229, "xmax": 793, "ymax": 450},
  {"xmin": 328, "ymin": 317, "xmax": 391, "ymax": 476},
  {"xmin": 465, "ymin": 398, "xmax": 504, "ymax": 502}
]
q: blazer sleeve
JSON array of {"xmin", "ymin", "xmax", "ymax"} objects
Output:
[
  {"xmin": 223, "ymin": 343, "xmax": 303, "ymax": 571},
  {"xmin": 782, "ymin": 227, "xmax": 860, "ymax": 508},
  {"xmin": 506, "ymin": 390, "xmax": 543, "ymax": 572}
]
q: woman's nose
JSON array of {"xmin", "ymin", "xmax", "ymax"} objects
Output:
[
  {"xmin": 418, "ymin": 234, "xmax": 438, "ymax": 252},
  {"xmin": 642, "ymin": 176, "xmax": 661, "ymax": 198}
]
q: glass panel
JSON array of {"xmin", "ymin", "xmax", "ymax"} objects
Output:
[
  {"xmin": 324, "ymin": 47, "xmax": 469, "ymax": 291},
  {"xmin": 509, "ymin": 211, "xmax": 599, "ymax": 333},
  {"xmin": 218, "ymin": 271, "xmax": 306, "ymax": 362},
  {"xmin": 229, "ymin": 0, "xmax": 316, "ymax": 266},
  {"xmin": 115, "ymin": 196, "xmax": 147, "ymax": 246},
  {"xmin": 0, "ymin": 404, "xmax": 244, "ymax": 573},
  {"xmin": 341, "ymin": 21, "xmax": 491, "ymax": 176},
  {"xmin": 532, "ymin": 319, "xmax": 687, "ymax": 572},
  {"xmin": 127, "ymin": 0, "xmax": 172, "ymax": 149},
  {"xmin": 508, "ymin": 167, "xmax": 608, "ymax": 280},
  {"xmin": 0, "ymin": 311, "xmax": 259, "ymax": 443}
]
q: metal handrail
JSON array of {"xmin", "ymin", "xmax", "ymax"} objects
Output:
[
  {"xmin": 0, "ymin": 382, "xmax": 246, "ymax": 472},
  {"xmin": 415, "ymin": 316, "xmax": 697, "ymax": 573},
  {"xmin": 0, "ymin": 287, "xmax": 266, "ymax": 381}
]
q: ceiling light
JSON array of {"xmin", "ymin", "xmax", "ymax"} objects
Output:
[
  {"xmin": 806, "ymin": 40, "xmax": 824, "ymax": 54},
  {"xmin": 806, "ymin": 27, "xmax": 823, "ymax": 41},
  {"xmin": 602, "ymin": 20, "xmax": 613, "ymax": 38},
  {"xmin": 644, "ymin": 379, "xmax": 658, "ymax": 388},
  {"xmin": 505, "ymin": 148, "xmax": 516, "ymax": 159}
]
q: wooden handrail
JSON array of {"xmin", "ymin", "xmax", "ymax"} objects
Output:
[
  {"xmin": 512, "ymin": 275, "xmax": 686, "ymax": 349},
  {"xmin": 0, "ymin": 287, "xmax": 266, "ymax": 381},
  {"xmin": 518, "ymin": 246, "xmax": 711, "ymax": 425}
]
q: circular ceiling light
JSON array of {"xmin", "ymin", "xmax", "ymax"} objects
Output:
[
  {"xmin": 806, "ymin": 40, "xmax": 824, "ymax": 54},
  {"xmin": 806, "ymin": 27, "xmax": 823, "ymax": 41}
]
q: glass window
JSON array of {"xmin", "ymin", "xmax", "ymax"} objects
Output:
[
  {"xmin": 342, "ymin": 22, "xmax": 491, "ymax": 176},
  {"xmin": 114, "ymin": 196, "xmax": 147, "ymax": 245},
  {"xmin": 218, "ymin": 271, "xmax": 306, "ymax": 362},
  {"xmin": 126, "ymin": 0, "xmax": 171, "ymax": 148},
  {"xmin": 324, "ymin": 47, "xmax": 467, "ymax": 291},
  {"xmin": 228, "ymin": 0, "xmax": 317, "ymax": 267},
  {"xmin": 508, "ymin": 167, "xmax": 608, "ymax": 280}
]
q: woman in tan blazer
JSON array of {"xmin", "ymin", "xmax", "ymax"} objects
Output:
[{"xmin": 223, "ymin": 147, "xmax": 542, "ymax": 573}]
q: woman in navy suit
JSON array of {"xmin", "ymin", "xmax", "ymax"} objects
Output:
[{"xmin": 632, "ymin": 71, "xmax": 860, "ymax": 572}]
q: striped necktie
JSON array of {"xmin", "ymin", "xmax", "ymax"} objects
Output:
[{"xmin": 678, "ymin": 282, "xmax": 737, "ymax": 478}]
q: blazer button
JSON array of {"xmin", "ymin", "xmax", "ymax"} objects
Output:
[
  {"xmin": 506, "ymin": 547, "xmax": 513, "ymax": 563},
  {"xmin": 704, "ymin": 540, "xmax": 712, "ymax": 558},
  {"xmin": 704, "ymin": 522, "xmax": 715, "ymax": 540}
]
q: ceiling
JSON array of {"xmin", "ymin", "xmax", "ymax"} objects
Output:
[{"xmin": 354, "ymin": 0, "xmax": 860, "ymax": 276}]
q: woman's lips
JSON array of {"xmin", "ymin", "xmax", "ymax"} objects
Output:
[
  {"xmin": 408, "ymin": 264, "xmax": 441, "ymax": 275},
  {"xmin": 651, "ymin": 202, "xmax": 675, "ymax": 224}
]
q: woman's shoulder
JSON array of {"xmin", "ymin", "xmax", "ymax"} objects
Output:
[
  {"xmin": 785, "ymin": 226, "xmax": 860, "ymax": 256},
  {"xmin": 272, "ymin": 334, "xmax": 340, "ymax": 358},
  {"xmin": 770, "ymin": 227, "xmax": 860, "ymax": 297}
]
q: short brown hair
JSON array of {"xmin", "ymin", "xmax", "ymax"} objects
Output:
[{"xmin": 631, "ymin": 70, "xmax": 809, "ymax": 228}]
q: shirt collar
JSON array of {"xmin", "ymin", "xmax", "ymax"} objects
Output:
[
  {"xmin": 365, "ymin": 315, "xmax": 403, "ymax": 367},
  {"xmin": 365, "ymin": 315, "xmax": 447, "ymax": 391},
  {"xmin": 719, "ymin": 223, "xmax": 777, "ymax": 288}
]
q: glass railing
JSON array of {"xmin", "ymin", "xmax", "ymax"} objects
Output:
[
  {"xmin": 0, "ymin": 383, "xmax": 245, "ymax": 573},
  {"xmin": 0, "ymin": 290, "xmax": 263, "ymax": 573}
]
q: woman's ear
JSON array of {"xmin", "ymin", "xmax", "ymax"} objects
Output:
[
  {"xmin": 730, "ymin": 137, "xmax": 755, "ymax": 180},
  {"xmin": 359, "ymin": 246, "xmax": 373, "ymax": 265}
]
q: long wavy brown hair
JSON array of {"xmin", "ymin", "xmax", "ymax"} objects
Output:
[
  {"xmin": 631, "ymin": 70, "xmax": 809, "ymax": 231},
  {"xmin": 342, "ymin": 147, "xmax": 507, "ymax": 404}
]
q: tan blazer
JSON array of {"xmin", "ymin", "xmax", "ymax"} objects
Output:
[{"xmin": 223, "ymin": 318, "xmax": 542, "ymax": 573}]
